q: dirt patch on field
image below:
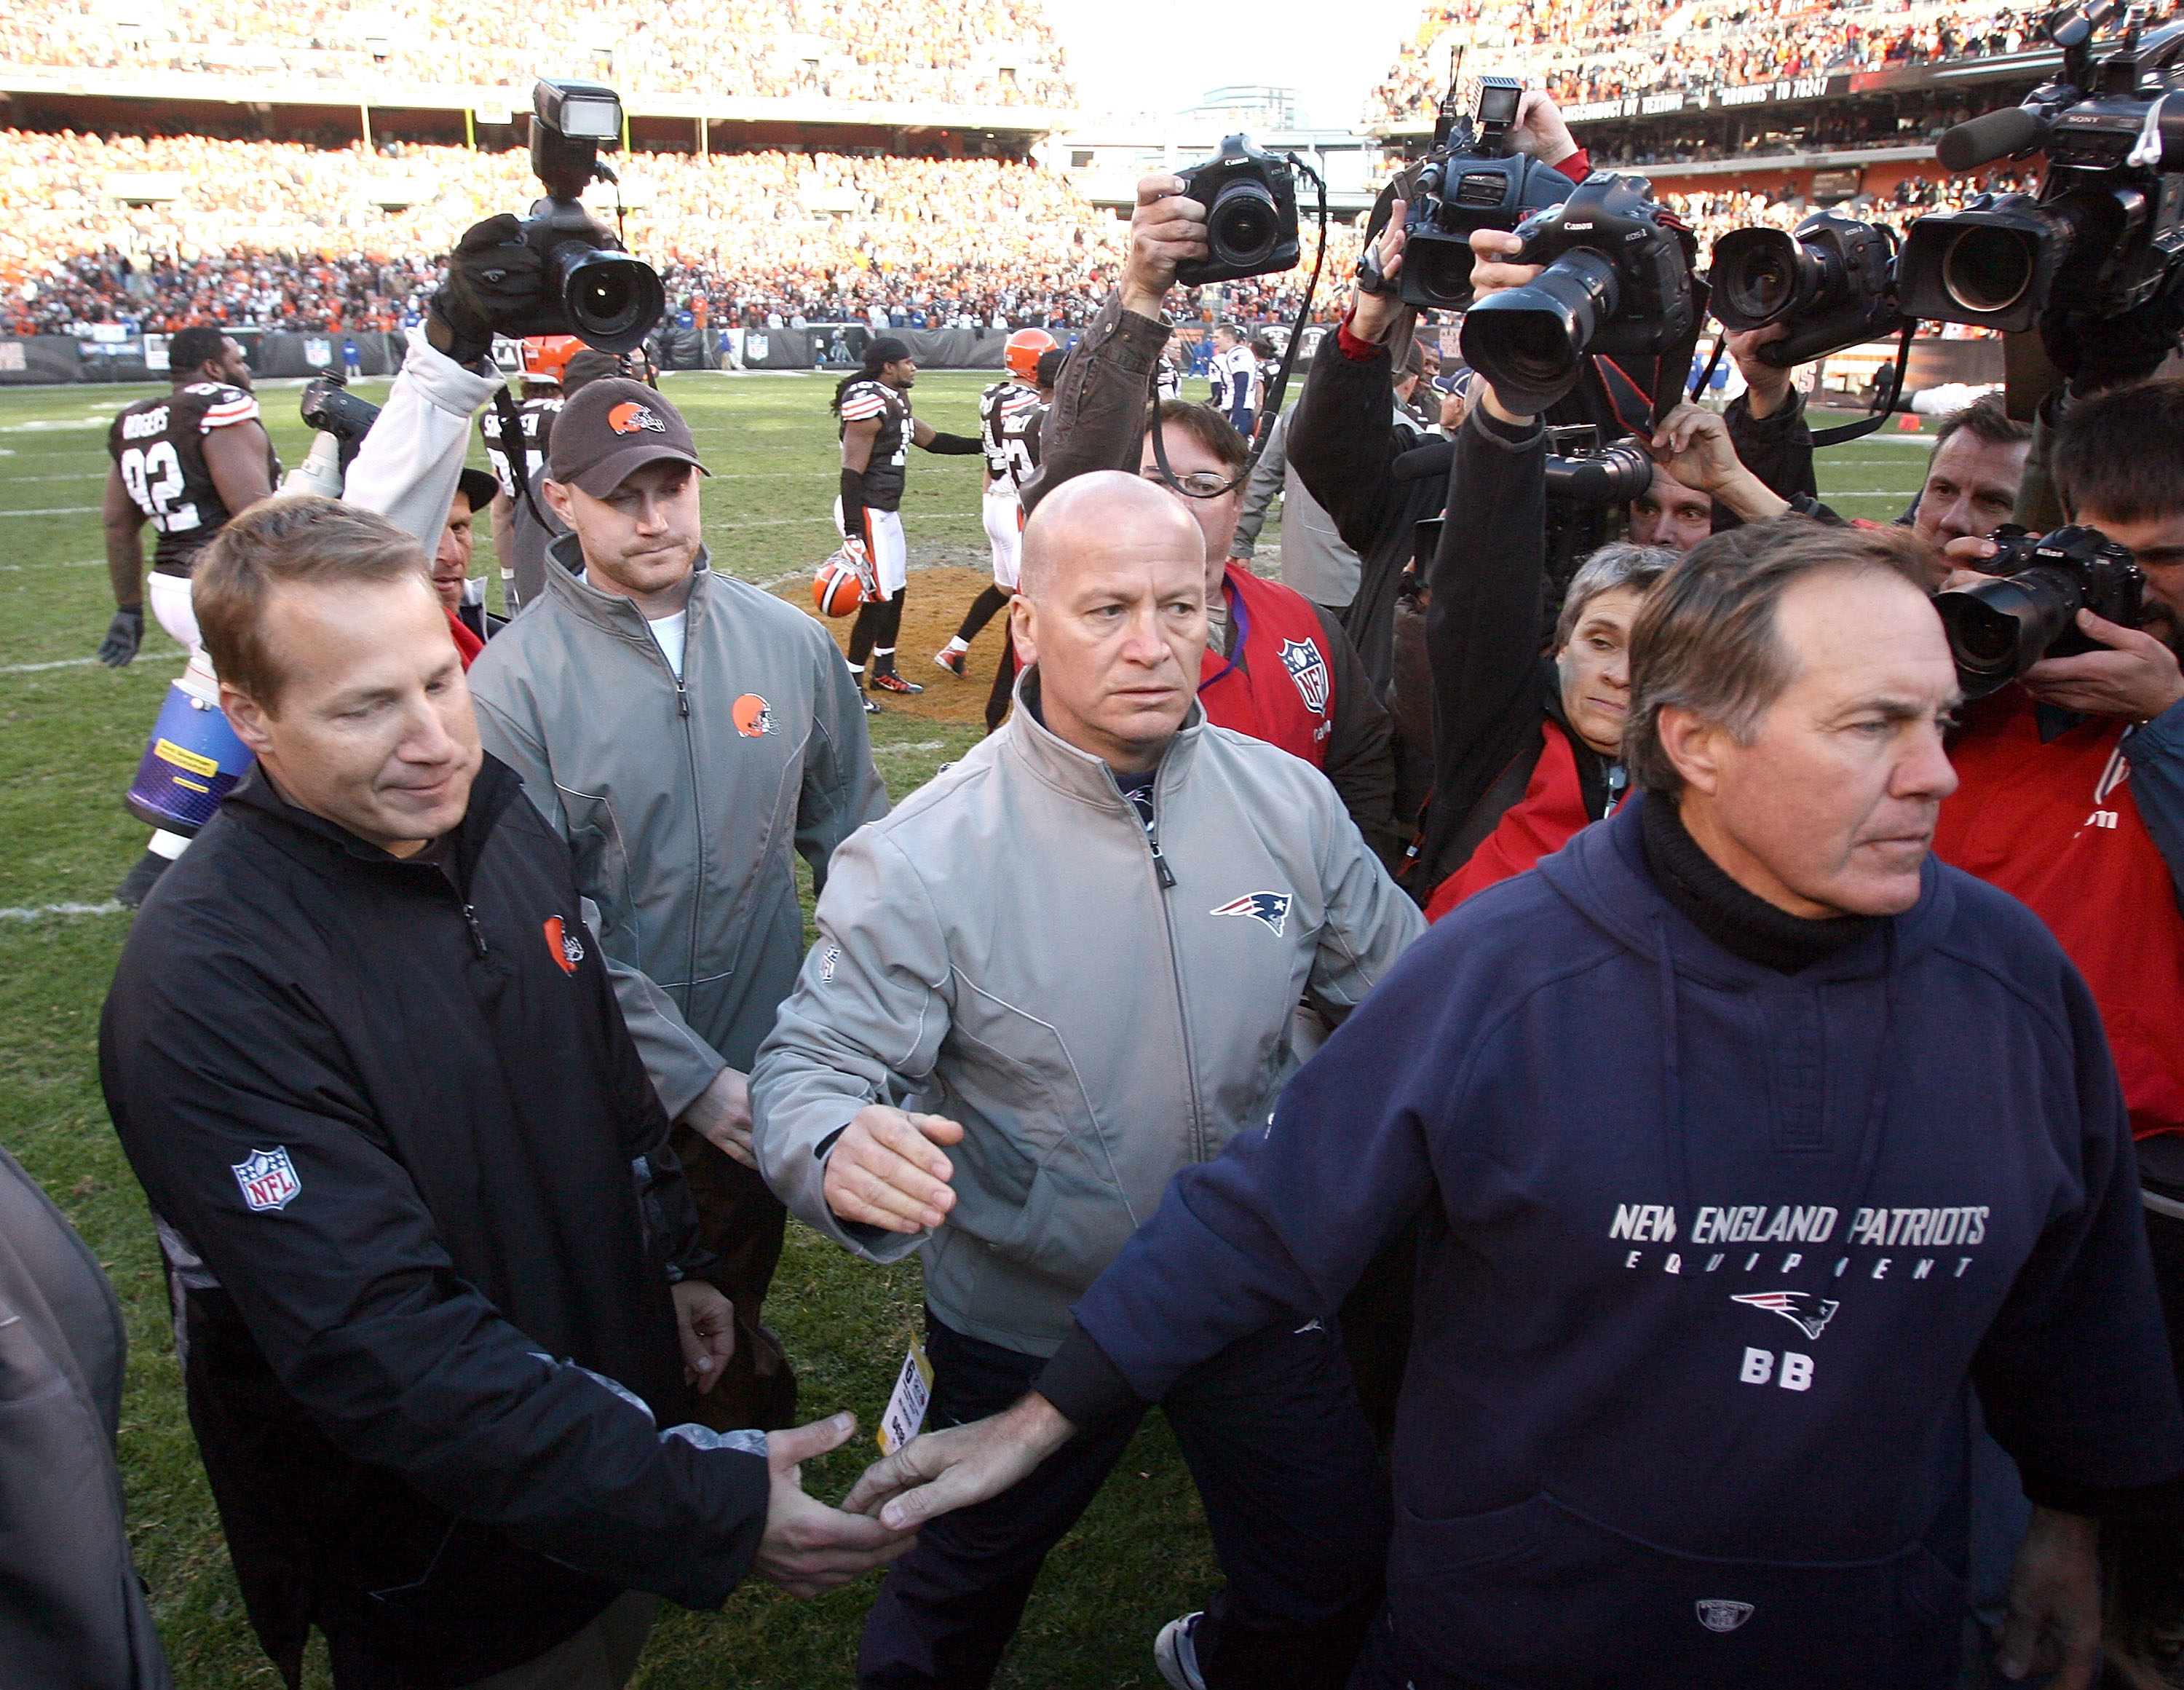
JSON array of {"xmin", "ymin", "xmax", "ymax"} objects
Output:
[{"xmin": 778, "ymin": 562, "xmax": 1014, "ymax": 728}]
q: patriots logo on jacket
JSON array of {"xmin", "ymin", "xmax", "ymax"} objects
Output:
[
  {"xmin": 232, "ymin": 1146, "xmax": 301, "ymax": 1212},
  {"xmin": 1278, "ymin": 638, "xmax": 1329, "ymax": 716},
  {"xmin": 1732, "ymin": 1290, "xmax": 1840, "ymax": 1340},
  {"xmin": 1211, "ymin": 891, "xmax": 1293, "ymax": 936}
]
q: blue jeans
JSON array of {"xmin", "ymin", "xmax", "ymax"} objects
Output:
[{"xmin": 857, "ymin": 1308, "xmax": 1388, "ymax": 1690}]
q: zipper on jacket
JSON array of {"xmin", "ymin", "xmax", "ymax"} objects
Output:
[
  {"xmin": 462, "ymin": 902, "xmax": 488, "ymax": 957},
  {"xmin": 675, "ymin": 674, "xmax": 689, "ymax": 719},
  {"xmin": 1604, "ymin": 763, "xmax": 1629, "ymax": 821},
  {"xmin": 1147, "ymin": 829, "xmax": 1176, "ymax": 889}
]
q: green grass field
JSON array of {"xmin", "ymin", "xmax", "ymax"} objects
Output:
[{"xmin": 0, "ymin": 371, "xmax": 1940, "ymax": 1689}]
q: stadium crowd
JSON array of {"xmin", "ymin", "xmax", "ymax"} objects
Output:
[
  {"xmin": 0, "ymin": 0, "xmax": 1074, "ymax": 108},
  {"xmin": 1368, "ymin": 0, "xmax": 2100, "ymax": 122},
  {"xmin": 0, "ymin": 131, "xmax": 1369, "ymax": 335}
]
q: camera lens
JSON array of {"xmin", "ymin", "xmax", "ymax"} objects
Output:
[
  {"xmin": 1942, "ymin": 226, "xmax": 2035, "ymax": 315},
  {"xmin": 1460, "ymin": 249, "xmax": 1619, "ymax": 413},
  {"xmin": 553, "ymin": 244, "xmax": 667, "ymax": 353},
  {"xmin": 1935, "ymin": 566, "xmax": 2079, "ymax": 698},
  {"xmin": 1208, "ymin": 180, "xmax": 1282, "ymax": 271},
  {"xmin": 1712, "ymin": 229, "xmax": 1800, "ymax": 326}
]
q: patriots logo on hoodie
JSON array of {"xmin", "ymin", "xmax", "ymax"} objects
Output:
[
  {"xmin": 1211, "ymin": 891, "xmax": 1293, "ymax": 937},
  {"xmin": 1732, "ymin": 1290, "xmax": 1840, "ymax": 1341}
]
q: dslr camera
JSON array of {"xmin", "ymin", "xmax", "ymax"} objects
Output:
[
  {"xmin": 1459, "ymin": 173, "xmax": 1701, "ymax": 414},
  {"xmin": 1174, "ymin": 135, "xmax": 1302, "ymax": 287},
  {"xmin": 1396, "ymin": 74, "xmax": 1575, "ymax": 312},
  {"xmin": 1934, "ymin": 521, "xmax": 2144, "ymax": 696},
  {"xmin": 1898, "ymin": 3, "xmax": 2184, "ymax": 331},
  {"xmin": 1709, "ymin": 210, "xmax": 1906, "ymax": 365},
  {"xmin": 491, "ymin": 79, "xmax": 665, "ymax": 353},
  {"xmin": 1543, "ymin": 422, "xmax": 1655, "ymax": 505}
]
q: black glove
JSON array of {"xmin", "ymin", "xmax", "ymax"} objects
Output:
[
  {"xmin": 921, "ymin": 432, "xmax": 982, "ymax": 455},
  {"xmin": 430, "ymin": 214, "xmax": 547, "ymax": 363},
  {"xmin": 96, "ymin": 605, "xmax": 143, "ymax": 668},
  {"xmin": 2039, "ymin": 264, "xmax": 2184, "ymax": 395}
]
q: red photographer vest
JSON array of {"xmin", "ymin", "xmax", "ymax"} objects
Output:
[
  {"xmin": 1934, "ymin": 690, "xmax": 2184, "ymax": 1139},
  {"xmin": 1425, "ymin": 720, "xmax": 1590, "ymax": 922},
  {"xmin": 1199, "ymin": 565, "xmax": 1336, "ymax": 767}
]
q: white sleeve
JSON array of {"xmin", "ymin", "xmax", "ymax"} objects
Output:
[{"xmin": 341, "ymin": 328, "xmax": 505, "ymax": 551}]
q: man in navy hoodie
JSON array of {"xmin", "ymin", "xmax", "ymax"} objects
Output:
[{"xmin": 846, "ymin": 520, "xmax": 2184, "ymax": 1690}]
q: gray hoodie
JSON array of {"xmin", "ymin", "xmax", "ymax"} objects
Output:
[
  {"xmin": 469, "ymin": 538, "xmax": 887, "ymax": 1114},
  {"xmin": 751, "ymin": 678, "xmax": 1423, "ymax": 1354}
]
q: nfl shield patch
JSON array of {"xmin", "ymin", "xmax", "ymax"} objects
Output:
[
  {"xmin": 232, "ymin": 1146, "xmax": 301, "ymax": 1212},
  {"xmin": 1696, "ymin": 1599, "xmax": 1754, "ymax": 1633},
  {"xmin": 1278, "ymin": 638, "xmax": 1329, "ymax": 716}
]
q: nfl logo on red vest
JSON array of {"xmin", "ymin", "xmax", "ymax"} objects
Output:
[
  {"xmin": 1278, "ymin": 638, "xmax": 1329, "ymax": 716},
  {"xmin": 232, "ymin": 1146, "xmax": 301, "ymax": 1212}
]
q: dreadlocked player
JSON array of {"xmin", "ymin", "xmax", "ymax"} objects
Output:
[
  {"xmin": 834, "ymin": 337, "xmax": 982, "ymax": 710},
  {"xmin": 935, "ymin": 328, "xmax": 1056, "ymax": 682}
]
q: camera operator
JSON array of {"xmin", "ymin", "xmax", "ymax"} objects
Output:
[
  {"xmin": 1014, "ymin": 186, "xmax": 1401, "ymax": 866},
  {"xmin": 1904, "ymin": 395, "xmax": 2031, "ymax": 547}
]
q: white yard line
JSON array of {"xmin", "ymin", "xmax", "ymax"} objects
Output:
[{"xmin": 0, "ymin": 900, "xmax": 124, "ymax": 921}]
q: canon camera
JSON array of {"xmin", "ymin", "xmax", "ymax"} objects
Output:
[
  {"xmin": 1934, "ymin": 522, "xmax": 2144, "ymax": 697},
  {"xmin": 1458, "ymin": 173, "xmax": 1700, "ymax": 414},
  {"xmin": 1709, "ymin": 210, "xmax": 1906, "ymax": 366},
  {"xmin": 486, "ymin": 79, "xmax": 665, "ymax": 354},
  {"xmin": 1174, "ymin": 135, "xmax": 1302, "ymax": 287}
]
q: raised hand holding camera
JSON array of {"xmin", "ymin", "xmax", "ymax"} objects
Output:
[{"xmin": 1120, "ymin": 175, "xmax": 1210, "ymax": 318}]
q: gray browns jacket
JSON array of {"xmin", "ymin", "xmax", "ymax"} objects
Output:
[
  {"xmin": 750, "ymin": 676, "xmax": 1424, "ymax": 1354},
  {"xmin": 469, "ymin": 537, "xmax": 887, "ymax": 1115}
]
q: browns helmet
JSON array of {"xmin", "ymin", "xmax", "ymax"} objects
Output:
[
  {"xmin": 1005, "ymin": 328, "xmax": 1059, "ymax": 385},
  {"xmin": 520, "ymin": 336, "xmax": 583, "ymax": 384}
]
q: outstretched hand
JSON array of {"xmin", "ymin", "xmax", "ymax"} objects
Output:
[
  {"xmin": 756, "ymin": 1412, "xmax": 921, "ymax": 1599},
  {"xmin": 843, "ymin": 1393, "xmax": 1077, "ymax": 1533},
  {"xmin": 823, "ymin": 1105, "xmax": 963, "ymax": 1234}
]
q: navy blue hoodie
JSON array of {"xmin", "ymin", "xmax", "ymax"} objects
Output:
[{"xmin": 1068, "ymin": 797, "xmax": 2183, "ymax": 1689}]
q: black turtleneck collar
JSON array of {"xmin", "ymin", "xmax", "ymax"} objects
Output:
[{"xmin": 1639, "ymin": 793, "xmax": 1880, "ymax": 975}]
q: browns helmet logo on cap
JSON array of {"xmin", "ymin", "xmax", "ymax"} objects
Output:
[{"xmin": 607, "ymin": 401, "xmax": 668, "ymax": 436}]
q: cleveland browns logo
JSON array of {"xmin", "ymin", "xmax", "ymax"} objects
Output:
[
  {"xmin": 607, "ymin": 401, "xmax": 668, "ymax": 437},
  {"xmin": 733, "ymin": 694, "xmax": 775, "ymax": 738},
  {"xmin": 542, "ymin": 915, "xmax": 585, "ymax": 974}
]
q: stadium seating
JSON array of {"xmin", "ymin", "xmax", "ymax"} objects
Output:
[
  {"xmin": 0, "ymin": 132, "xmax": 1364, "ymax": 334},
  {"xmin": 1367, "ymin": 0, "xmax": 2070, "ymax": 122},
  {"xmin": 0, "ymin": 0, "xmax": 1074, "ymax": 109}
]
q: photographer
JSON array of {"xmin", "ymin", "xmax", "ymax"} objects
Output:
[{"xmin": 1015, "ymin": 185, "xmax": 1400, "ymax": 866}]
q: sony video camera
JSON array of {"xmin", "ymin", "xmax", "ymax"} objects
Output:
[
  {"xmin": 1934, "ymin": 521, "xmax": 2144, "ymax": 697},
  {"xmin": 1396, "ymin": 74, "xmax": 1575, "ymax": 311},
  {"xmin": 1543, "ymin": 422, "xmax": 1655, "ymax": 505},
  {"xmin": 1898, "ymin": 3, "xmax": 2184, "ymax": 332},
  {"xmin": 488, "ymin": 79, "xmax": 665, "ymax": 353},
  {"xmin": 1709, "ymin": 210, "xmax": 1907, "ymax": 366},
  {"xmin": 1459, "ymin": 173, "xmax": 1701, "ymax": 414},
  {"xmin": 1174, "ymin": 135, "xmax": 1302, "ymax": 287}
]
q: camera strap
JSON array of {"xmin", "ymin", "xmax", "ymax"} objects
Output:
[
  {"xmin": 491, "ymin": 382, "xmax": 553, "ymax": 529},
  {"xmin": 1686, "ymin": 320, "xmax": 1915, "ymax": 448},
  {"xmin": 1148, "ymin": 157, "xmax": 1330, "ymax": 501},
  {"xmin": 1806, "ymin": 323, "xmax": 1915, "ymax": 446}
]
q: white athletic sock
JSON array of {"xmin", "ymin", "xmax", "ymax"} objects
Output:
[{"xmin": 943, "ymin": 636, "xmax": 968, "ymax": 653}]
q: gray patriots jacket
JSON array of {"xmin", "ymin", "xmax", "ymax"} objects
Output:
[
  {"xmin": 468, "ymin": 537, "xmax": 887, "ymax": 1116},
  {"xmin": 751, "ymin": 674, "xmax": 1425, "ymax": 1354}
]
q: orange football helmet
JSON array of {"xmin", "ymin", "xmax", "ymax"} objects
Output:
[
  {"xmin": 519, "ymin": 335, "xmax": 583, "ymax": 384},
  {"xmin": 813, "ymin": 556, "xmax": 866, "ymax": 617},
  {"xmin": 1005, "ymin": 327, "xmax": 1059, "ymax": 384}
]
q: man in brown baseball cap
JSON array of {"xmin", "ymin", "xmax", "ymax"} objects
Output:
[{"xmin": 469, "ymin": 377, "xmax": 887, "ymax": 1434}]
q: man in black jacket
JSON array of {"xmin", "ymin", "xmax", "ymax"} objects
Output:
[{"xmin": 100, "ymin": 497, "xmax": 913, "ymax": 1690}]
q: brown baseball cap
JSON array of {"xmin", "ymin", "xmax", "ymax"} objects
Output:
[{"xmin": 547, "ymin": 377, "xmax": 709, "ymax": 497}]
